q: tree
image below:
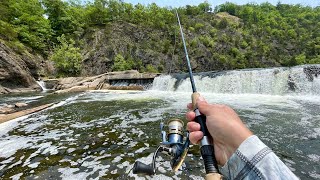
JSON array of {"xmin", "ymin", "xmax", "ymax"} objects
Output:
[
  {"xmin": 198, "ymin": 1, "xmax": 211, "ymax": 12},
  {"xmin": 9, "ymin": 0, "xmax": 51, "ymax": 52},
  {"xmin": 50, "ymin": 35, "xmax": 82, "ymax": 76},
  {"xmin": 84, "ymin": 0, "xmax": 109, "ymax": 25},
  {"xmin": 43, "ymin": 0, "xmax": 77, "ymax": 39}
]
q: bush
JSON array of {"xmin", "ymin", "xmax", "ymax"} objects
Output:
[
  {"xmin": 50, "ymin": 35, "xmax": 82, "ymax": 76},
  {"xmin": 218, "ymin": 18, "xmax": 228, "ymax": 29},
  {"xmin": 146, "ymin": 64, "xmax": 158, "ymax": 73},
  {"xmin": 194, "ymin": 23, "xmax": 205, "ymax": 31},
  {"xmin": 112, "ymin": 54, "xmax": 132, "ymax": 71}
]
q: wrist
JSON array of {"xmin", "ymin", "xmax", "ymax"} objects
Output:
[{"xmin": 231, "ymin": 128, "xmax": 253, "ymax": 152}]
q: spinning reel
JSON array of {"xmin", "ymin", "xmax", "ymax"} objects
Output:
[{"xmin": 133, "ymin": 119, "xmax": 190, "ymax": 175}]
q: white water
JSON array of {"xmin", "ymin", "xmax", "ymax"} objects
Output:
[
  {"xmin": 36, "ymin": 81, "xmax": 48, "ymax": 92},
  {"xmin": 152, "ymin": 66, "xmax": 320, "ymax": 95}
]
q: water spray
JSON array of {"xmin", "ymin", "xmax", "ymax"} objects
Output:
[{"xmin": 133, "ymin": 11, "xmax": 222, "ymax": 179}]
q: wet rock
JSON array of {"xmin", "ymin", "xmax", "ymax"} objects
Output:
[
  {"xmin": 15, "ymin": 102, "xmax": 28, "ymax": 108},
  {"xmin": 43, "ymin": 79, "xmax": 59, "ymax": 89},
  {"xmin": 303, "ymin": 66, "xmax": 320, "ymax": 82},
  {"xmin": 107, "ymin": 86, "xmax": 144, "ymax": 91},
  {"xmin": 287, "ymin": 75, "xmax": 297, "ymax": 91}
]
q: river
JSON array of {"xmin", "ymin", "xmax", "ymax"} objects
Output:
[{"xmin": 0, "ymin": 66, "xmax": 319, "ymax": 179}]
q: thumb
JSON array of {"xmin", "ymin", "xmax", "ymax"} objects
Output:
[{"xmin": 197, "ymin": 99, "xmax": 213, "ymax": 116}]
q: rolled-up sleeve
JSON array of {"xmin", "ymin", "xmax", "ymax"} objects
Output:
[{"xmin": 220, "ymin": 135, "xmax": 299, "ymax": 180}]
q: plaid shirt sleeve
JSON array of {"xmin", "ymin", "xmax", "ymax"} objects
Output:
[{"xmin": 220, "ymin": 135, "xmax": 299, "ymax": 180}]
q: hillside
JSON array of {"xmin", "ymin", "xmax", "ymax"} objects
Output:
[{"xmin": 0, "ymin": 0, "xmax": 319, "ymax": 90}]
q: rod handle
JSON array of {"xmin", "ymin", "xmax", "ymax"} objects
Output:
[
  {"xmin": 191, "ymin": 92, "xmax": 200, "ymax": 110},
  {"xmin": 192, "ymin": 92, "xmax": 222, "ymax": 177}
]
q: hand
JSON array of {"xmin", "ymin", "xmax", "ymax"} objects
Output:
[{"xmin": 186, "ymin": 97, "xmax": 253, "ymax": 165}]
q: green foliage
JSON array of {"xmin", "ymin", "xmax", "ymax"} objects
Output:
[
  {"xmin": 188, "ymin": 27, "xmax": 195, "ymax": 32},
  {"xmin": 309, "ymin": 55, "xmax": 320, "ymax": 64},
  {"xmin": 218, "ymin": 18, "xmax": 229, "ymax": 29},
  {"xmin": 1, "ymin": 0, "xmax": 320, "ymax": 76},
  {"xmin": 0, "ymin": 20, "xmax": 17, "ymax": 41},
  {"xmin": 50, "ymin": 35, "xmax": 82, "ymax": 76},
  {"xmin": 199, "ymin": 36, "xmax": 215, "ymax": 48},
  {"xmin": 112, "ymin": 54, "xmax": 133, "ymax": 71},
  {"xmin": 5, "ymin": 0, "xmax": 51, "ymax": 52},
  {"xmin": 215, "ymin": 2, "xmax": 238, "ymax": 15},
  {"xmin": 295, "ymin": 53, "xmax": 306, "ymax": 65},
  {"xmin": 190, "ymin": 38, "xmax": 198, "ymax": 47},
  {"xmin": 146, "ymin": 64, "xmax": 158, "ymax": 73},
  {"xmin": 194, "ymin": 23, "xmax": 205, "ymax": 31},
  {"xmin": 209, "ymin": 28, "xmax": 217, "ymax": 37}
]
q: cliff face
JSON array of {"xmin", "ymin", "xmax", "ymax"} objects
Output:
[
  {"xmin": 81, "ymin": 22, "xmax": 171, "ymax": 76},
  {"xmin": 0, "ymin": 42, "xmax": 42, "ymax": 94},
  {"xmin": 79, "ymin": 13, "xmax": 250, "ymax": 76}
]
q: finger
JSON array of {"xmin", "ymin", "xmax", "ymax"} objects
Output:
[
  {"xmin": 187, "ymin": 103, "xmax": 193, "ymax": 110},
  {"xmin": 187, "ymin": 121, "xmax": 200, "ymax": 132},
  {"xmin": 189, "ymin": 131, "xmax": 203, "ymax": 144},
  {"xmin": 186, "ymin": 111, "xmax": 196, "ymax": 121}
]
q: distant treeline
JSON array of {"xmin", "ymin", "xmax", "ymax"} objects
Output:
[{"xmin": 0, "ymin": 0, "xmax": 319, "ymax": 75}]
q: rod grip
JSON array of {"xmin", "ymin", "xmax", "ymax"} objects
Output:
[
  {"xmin": 200, "ymin": 145, "xmax": 219, "ymax": 174},
  {"xmin": 191, "ymin": 92, "xmax": 200, "ymax": 110}
]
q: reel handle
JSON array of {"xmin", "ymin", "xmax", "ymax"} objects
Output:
[
  {"xmin": 132, "ymin": 161, "xmax": 154, "ymax": 175},
  {"xmin": 191, "ymin": 93, "xmax": 222, "ymax": 179}
]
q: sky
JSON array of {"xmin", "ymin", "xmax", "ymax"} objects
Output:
[{"xmin": 123, "ymin": 0, "xmax": 319, "ymax": 8}]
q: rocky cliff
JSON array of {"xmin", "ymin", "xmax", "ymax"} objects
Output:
[{"xmin": 0, "ymin": 42, "xmax": 42, "ymax": 94}]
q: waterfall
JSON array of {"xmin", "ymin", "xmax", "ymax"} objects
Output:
[
  {"xmin": 151, "ymin": 65, "xmax": 320, "ymax": 95},
  {"xmin": 36, "ymin": 80, "xmax": 48, "ymax": 92}
]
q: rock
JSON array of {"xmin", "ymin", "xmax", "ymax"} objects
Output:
[
  {"xmin": 0, "ymin": 107, "xmax": 14, "ymax": 114},
  {"xmin": 0, "ymin": 103, "xmax": 54, "ymax": 123},
  {"xmin": 100, "ymin": 83, "xmax": 110, "ymax": 90},
  {"xmin": 303, "ymin": 66, "xmax": 320, "ymax": 82},
  {"xmin": 0, "ymin": 42, "xmax": 42, "ymax": 93},
  {"xmin": 43, "ymin": 79, "xmax": 59, "ymax": 89},
  {"xmin": 54, "ymin": 86, "xmax": 89, "ymax": 94},
  {"xmin": 15, "ymin": 102, "xmax": 28, "ymax": 108},
  {"xmin": 49, "ymin": 71, "xmax": 158, "ymax": 93},
  {"xmin": 107, "ymin": 86, "xmax": 144, "ymax": 91}
]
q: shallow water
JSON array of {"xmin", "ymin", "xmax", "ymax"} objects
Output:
[{"xmin": 0, "ymin": 90, "xmax": 319, "ymax": 179}]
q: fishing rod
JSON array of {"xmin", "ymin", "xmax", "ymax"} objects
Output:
[
  {"xmin": 132, "ymin": 11, "xmax": 222, "ymax": 180},
  {"xmin": 175, "ymin": 10, "xmax": 222, "ymax": 180}
]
